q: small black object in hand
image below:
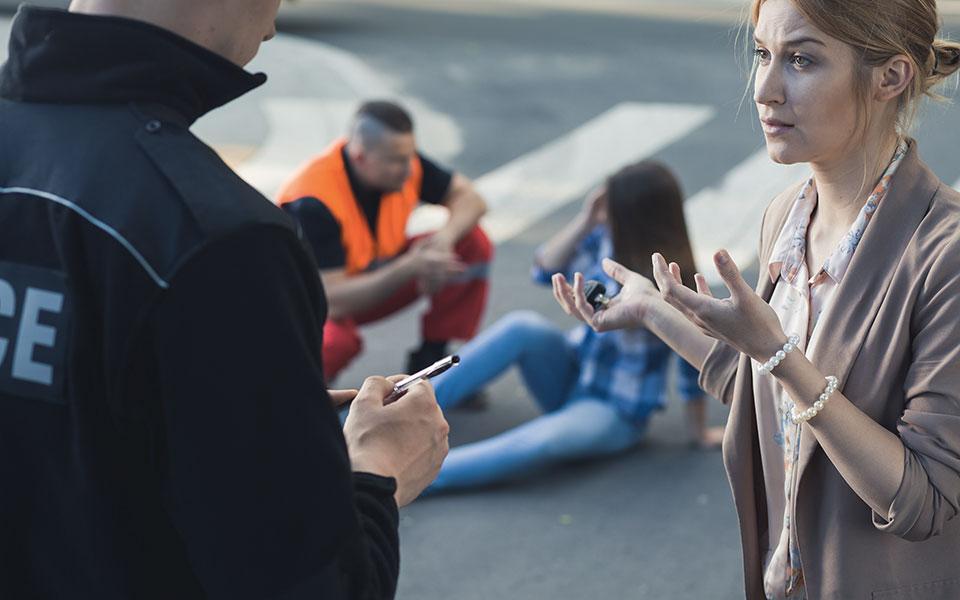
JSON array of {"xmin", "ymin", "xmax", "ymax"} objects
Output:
[{"xmin": 584, "ymin": 280, "xmax": 610, "ymax": 311}]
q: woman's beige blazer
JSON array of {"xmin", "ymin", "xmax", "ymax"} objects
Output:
[{"xmin": 700, "ymin": 143, "xmax": 960, "ymax": 599}]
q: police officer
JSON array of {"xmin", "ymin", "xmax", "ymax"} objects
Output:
[{"xmin": 0, "ymin": 2, "xmax": 448, "ymax": 599}]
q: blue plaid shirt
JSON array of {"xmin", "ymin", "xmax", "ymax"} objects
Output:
[{"xmin": 533, "ymin": 227, "xmax": 703, "ymax": 424}]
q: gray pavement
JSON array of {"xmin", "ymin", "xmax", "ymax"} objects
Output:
[
  {"xmin": 264, "ymin": 5, "xmax": 960, "ymax": 599},
  {"xmin": 3, "ymin": 2, "xmax": 960, "ymax": 599}
]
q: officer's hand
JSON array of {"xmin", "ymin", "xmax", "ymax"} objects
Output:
[
  {"xmin": 329, "ymin": 389, "xmax": 359, "ymax": 407},
  {"xmin": 342, "ymin": 376, "xmax": 450, "ymax": 507}
]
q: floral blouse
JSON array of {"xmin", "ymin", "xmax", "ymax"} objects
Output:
[{"xmin": 754, "ymin": 140, "xmax": 909, "ymax": 599}]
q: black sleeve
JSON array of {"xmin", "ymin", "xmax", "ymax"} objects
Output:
[
  {"xmin": 417, "ymin": 152, "xmax": 454, "ymax": 205},
  {"xmin": 150, "ymin": 227, "xmax": 399, "ymax": 600},
  {"xmin": 281, "ymin": 197, "xmax": 347, "ymax": 270}
]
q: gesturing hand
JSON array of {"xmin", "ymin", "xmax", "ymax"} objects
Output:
[
  {"xmin": 651, "ymin": 249, "xmax": 785, "ymax": 361},
  {"xmin": 552, "ymin": 258, "xmax": 662, "ymax": 332}
]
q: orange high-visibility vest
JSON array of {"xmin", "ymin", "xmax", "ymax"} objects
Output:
[{"xmin": 276, "ymin": 138, "xmax": 423, "ymax": 275}]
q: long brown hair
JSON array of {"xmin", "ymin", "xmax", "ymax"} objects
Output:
[{"xmin": 605, "ymin": 161, "xmax": 698, "ymax": 289}]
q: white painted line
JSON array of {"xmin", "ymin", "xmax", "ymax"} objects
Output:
[
  {"xmin": 329, "ymin": 0, "xmax": 745, "ymax": 23},
  {"xmin": 252, "ymin": 35, "xmax": 465, "ymax": 158},
  {"xmin": 236, "ymin": 102, "xmax": 462, "ymax": 198},
  {"xmin": 477, "ymin": 102, "xmax": 715, "ymax": 244},
  {"xmin": 206, "ymin": 33, "xmax": 462, "ymax": 198},
  {"xmin": 942, "ymin": 0, "xmax": 960, "ymax": 16},
  {"xmin": 684, "ymin": 149, "xmax": 808, "ymax": 285},
  {"xmin": 236, "ymin": 98, "xmax": 359, "ymax": 198},
  {"xmin": 0, "ymin": 17, "xmax": 11, "ymax": 64}
]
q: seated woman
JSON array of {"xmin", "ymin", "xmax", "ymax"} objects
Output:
[{"xmin": 427, "ymin": 160, "xmax": 723, "ymax": 493}]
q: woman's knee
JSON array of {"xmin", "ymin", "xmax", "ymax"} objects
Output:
[
  {"xmin": 540, "ymin": 402, "xmax": 639, "ymax": 458},
  {"xmin": 495, "ymin": 310, "xmax": 555, "ymax": 338}
]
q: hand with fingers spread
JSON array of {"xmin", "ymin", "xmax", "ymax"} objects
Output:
[
  {"xmin": 651, "ymin": 249, "xmax": 786, "ymax": 361},
  {"xmin": 551, "ymin": 258, "xmax": 662, "ymax": 332},
  {"xmin": 342, "ymin": 375, "xmax": 450, "ymax": 507}
]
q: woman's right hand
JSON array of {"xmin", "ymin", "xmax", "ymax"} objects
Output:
[
  {"xmin": 581, "ymin": 186, "xmax": 608, "ymax": 227},
  {"xmin": 552, "ymin": 258, "xmax": 661, "ymax": 332}
]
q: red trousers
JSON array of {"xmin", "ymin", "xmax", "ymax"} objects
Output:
[{"xmin": 322, "ymin": 226, "xmax": 493, "ymax": 381}]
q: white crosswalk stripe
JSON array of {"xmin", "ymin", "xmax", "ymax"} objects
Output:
[
  {"xmin": 208, "ymin": 33, "xmax": 464, "ymax": 199},
  {"xmin": 477, "ymin": 102, "xmax": 715, "ymax": 243},
  {"xmin": 233, "ymin": 94, "xmax": 462, "ymax": 199},
  {"xmin": 8, "ymin": 13, "xmax": 947, "ymax": 277},
  {"xmin": 0, "ymin": 17, "xmax": 9, "ymax": 64},
  {"xmin": 684, "ymin": 149, "xmax": 808, "ymax": 285}
]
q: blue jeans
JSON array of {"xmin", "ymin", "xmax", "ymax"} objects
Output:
[{"xmin": 427, "ymin": 311, "xmax": 645, "ymax": 492}]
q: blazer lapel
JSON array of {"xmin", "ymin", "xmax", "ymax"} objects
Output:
[
  {"xmin": 726, "ymin": 184, "xmax": 794, "ymax": 482},
  {"xmin": 795, "ymin": 142, "xmax": 941, "ymax": 476},
  {"xmin": 724, "ymin": 181, "xmax": 793, "ymax": 505}
]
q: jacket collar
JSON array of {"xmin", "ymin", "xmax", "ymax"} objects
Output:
[
  {"xmin": 720, "ymin": 142, "xmax": 940, "ymax": 595},
  {"xmin": 751, "ymin": 140, "xmax": 940, "ymax": 481},
  {"xmin": 0, "ymin": 6, "xmax": 266, "ymax": 124}
]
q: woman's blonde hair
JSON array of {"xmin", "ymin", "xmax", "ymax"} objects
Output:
[{"xmin": 748, "ymin": 0, "xmax": 960, "ymax": 133}]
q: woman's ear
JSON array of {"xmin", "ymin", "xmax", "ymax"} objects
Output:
[{"xmin": 874, "ymin": 54, "xmax": 914, "ymax": 102}]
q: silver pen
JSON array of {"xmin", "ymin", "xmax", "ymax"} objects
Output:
[{"xmin": 385, "ymin": 355, "xmax": 460, "ymax": 403}]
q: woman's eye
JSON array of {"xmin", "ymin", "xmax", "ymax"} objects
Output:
[
  {"xmin": 754, "ymin": 47, "xmax": 771, "ymax": 62},
  {"xmin": 792, "ymin": 55, "xmax": 812, "ymax": 67}
]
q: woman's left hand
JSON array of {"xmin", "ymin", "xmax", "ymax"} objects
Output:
[
  {"xmin": 552, "ymin": 259, "xmax": 661, "ymax": 332},
  {"xmin": 652, "ymin": 249, "xmax": 786, "ymax": 361}
]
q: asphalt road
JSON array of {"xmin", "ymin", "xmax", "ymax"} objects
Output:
[
  {"xmin": 3, "ymin": 2, "xmax": 960, "ymax": 598},
  {"xmin": 277, "ymin": 5, "xmax": 960, "ymax": 600}
]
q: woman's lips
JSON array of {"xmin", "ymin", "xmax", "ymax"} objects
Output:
[{"xmin": 761, "ymin": 118, "xmax": 794, "ymax": 136}]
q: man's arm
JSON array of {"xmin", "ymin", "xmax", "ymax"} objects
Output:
[
  {"xmin": 320, "ymin": 260, "xmax": 417, "ymax": 320},
  {"xmin": 320, "ymin": 237, "xmax": 467, "ymax": 319},
  {"xmin": 432, "ymin": 173, "xmax": 487, "ymax": 247},
  {"xmin": 149, "ymin": 227, "xmax": 401, "ymax": 599},
  {"xmin": 282, "ymin": 195, "xmax": 462, "ymax": 320}
]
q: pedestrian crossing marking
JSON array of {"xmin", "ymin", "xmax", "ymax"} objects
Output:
[
  {"xmin": 191, "ymin": 32, "xmax": 960, "ymax": 280},
  {"xmin": 477, "ymin": 102, "xmax": 715, "ymax": 243},
  {"xmin": 684, "ymin": 149, "xmax": 808, "ymax": 285},
  {"xmin": 207, "ymin": 33, "xmax": 464, "ymax": 199}
]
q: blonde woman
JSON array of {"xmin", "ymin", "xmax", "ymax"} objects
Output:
[{"xmin": 554, "ymin": 0, "xmax": 960, "ymax": 598}]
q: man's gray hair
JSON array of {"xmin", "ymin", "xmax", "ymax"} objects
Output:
[{"xmin": 347, "ymin": 100, "xmax": 414, "ymax": 150}]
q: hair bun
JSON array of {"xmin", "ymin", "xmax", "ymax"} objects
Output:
[{"xmin": 932, "ymin": 40, "xmax": 960, "ymax": 78}]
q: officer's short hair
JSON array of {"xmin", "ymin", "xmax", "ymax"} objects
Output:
[{"xmin": 350, "ymin": 101, "xmax": 414, "ymax": 149}]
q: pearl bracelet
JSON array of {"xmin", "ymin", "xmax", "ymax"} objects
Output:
[
  {"xmin": 791, "ymin": 376, "xmax": 839, "ymax": 424},
  {"xmin": 757, "ymin": 335, "xmax": 801, "ymax": 375}
]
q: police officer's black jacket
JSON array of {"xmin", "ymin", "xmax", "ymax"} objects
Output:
[{"xmin": 0, "ymin": 7, "xmax": 400, "ymax": 599}]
